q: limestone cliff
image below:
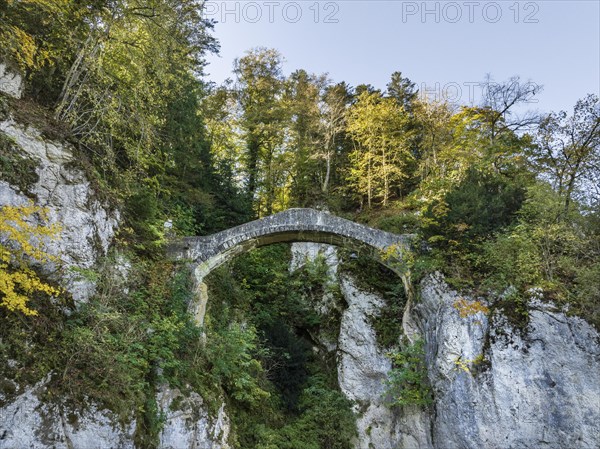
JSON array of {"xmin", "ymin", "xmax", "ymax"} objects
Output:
[
  {"xmin": 417, "ymin": 274, "xmax": 600, "ymax": 449},
  {"xmin": 0, "ymin": 115, "xmax": 119, "ymax": 303},
  {"xmin": 291, "ymin": 242, "xmax": 600, "ymax": 449}
]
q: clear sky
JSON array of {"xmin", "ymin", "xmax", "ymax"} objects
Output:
[{"xmin": 203, "ymin": 0, "xmax": 600, "ymax": 114}]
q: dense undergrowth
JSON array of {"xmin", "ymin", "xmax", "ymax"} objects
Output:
[
  {"xmin": 0, "ymin": 243, "xmax": 360, "ymax": 448},
  {"xmin": 206, "ymin": 244, "xmax": 356, "ymax": 448},
  {"xmin": 358, "ymin": 172, "xmax": 600, "ymax": 331}
]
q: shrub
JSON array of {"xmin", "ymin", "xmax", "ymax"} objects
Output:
[
  {"xmin": 385, "ymin": 339, "xmax": 432, "ymax": 407},
  {"xmin": 0, "ymin": 202, "xmax": 60, "ymax": 315}
]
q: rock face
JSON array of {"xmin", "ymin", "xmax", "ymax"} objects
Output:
[
  {"xmin": 338, "ymin": 275, "xmax": 432, "ymax": 449},
  {"xmin": 0, "ymin": 63, "xmax": 23, "ymax": 99},
  {"xmin": 290, "ymin": 242, "xmax": 432, "ymax": 449},
  {"xmin": 417, "ymin": 273, "xmax": 600, "ymax": 449},
  {"xmin": 291, "ymin": 244, "xmax": 600, "ymax": 449},
  {"xmin": 157, "ymin": 386, "xmax": 231, "ymax": 449},
  {"xmin": 0, "ymin": 381, "xmax": 230, "ymax": 449},
  {"xmin": 0, "ymin": 117, "xmax": 119, "ymax": 302},
  {"xmin": 0, "ymin": 378, "xmax": 136, "ymax": 449}
]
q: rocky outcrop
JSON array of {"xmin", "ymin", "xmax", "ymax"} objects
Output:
[
  {"xmin": 0, "ymin": 63, "xmax": 23, "ymax": 99},
  {"xmin": 158, "ymin": 386, "xmax": 231, "ymax": 449},
  {"xmin": 338, "ymin": 275, "xmax": 432, "ymax": 449},
  {"xmin": 292, "ymin": 243, "xmax": 600, "ymax": 449},
  {"xmin": 0, "ymin": 378, "xmax": 136, "ymax": 448},
  {"xmin": 416, "ymin": 273, "xmax": 600, "ymax": 449},
  {"xmin": 0, "ymin": 117, "xmax": 119, "ymax": 302},
  {"xmin": 290, "ymin": 242, "xmax": 432, "ymax": 449},
  {"xmin": 0, "ymin": 380, "xmax": 231, "ymax": 449}
]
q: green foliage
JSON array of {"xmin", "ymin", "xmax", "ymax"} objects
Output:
[
  {"xmin": 477, "ymin": 183, "xmax": 600, "ymax": 328},
  {"xmin": 123, "ymin": 188, "xmax": 165, "ymax": 254},
  {"xmin": 134, "ymin": 391, "xmax": 165, "ymax": 449},
  {"xmin": 241, "ymin": 377, "xmax": 356, "ymax": 449},
  {"xmin": 480, "ymin": 224, "xmax": 543, "ymax": 291},
  {"xmin": 346, "ymin": 90, "xmax": 414, "ymax": 207},
  {"xmin": 227, "ymin": 245, "xmax": 325, "ymax": 332},
  {"xmin": 57, "ymin": 259, "xmax": 198, "ymax": 420},
  {"xmin": 376, "ymin": 211, "xmax": 420, "ymax": 235},
  {"xmin": 256, "ymin": 378, "xmax": 356, "ymax": 449},
  {"xmin": 573, "ymin": 263, "xmax": 600, "ymax": 328},
  {"xmin": 206, "ymin": 322, "xmax": 271, "ymax": 406},
  {"xmin": 205, "ymin": 245, "xmax": 356, "ymax": 448},
  {"xmin": 284, "ymin": 70, "xmax": 329, "ymax": 207},
  {"xmin": 385, "ymin": 339, "xmax": 432, "ymax": 407},
  {"xmin": 417, "ymin": 168, "xmax": 529, "ymax": 290},
  {"xmin": 495, "ymin": 288, "xmax": 530, "ymax": 330},
  {"xmin": 422, "ymin": 168, "xmax": 526, "ymax": 248},
  {"xmin": 0, "ymin": 280, "xmax": 68, "ymax": 404}
]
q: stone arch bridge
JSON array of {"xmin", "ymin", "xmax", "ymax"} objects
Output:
[{"xmin": 169, "ymin": 208, "xmax": 413, "ymax": 326}]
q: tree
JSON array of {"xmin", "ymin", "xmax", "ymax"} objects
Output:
[
  {"xmin": 532, "ymin": 94, "xmax": 600, "ymax": 214},
  {"xmin": 346, "ymin": 91, "xmax": 413, "ymax": 207},
  {"xmin": 480, "ymin": 75, "xmax": 542, "ymax": 143},
  {"xmin": 284, "ymin": 69, "xmax": 327, "ymax": 206},
  {"xmin": 386, "ymin": 71, "xmax": 418, "ymax": 111},
  {"xmin": 233, "ymin": 48, "xmax": 287, "ymax": 215},
  {"xmin": 318, "ymin": 82, "xmax": 352, "ymax": 196},
  {"xmin": 0, "ymin": 203, "xmax": 60, "ymax": 315},
  {"xmin": 54, "ymin": 0, "xmax": 218, "ymax": 175},
  {"xmin": 204, "ymin": 82, "xmax": 245, "ymax": 176},
  {"xmin": 412, "ymin": 98, "xmax": 454, "ymax": 189}
]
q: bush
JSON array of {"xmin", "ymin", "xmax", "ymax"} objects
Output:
[
  {"xmin": 385, "ymin": 339, "xmax": 432, "ymax": 407},
  {"xmin": 422, "ymin": 168, "xmax": 526, "ymax": 247}
]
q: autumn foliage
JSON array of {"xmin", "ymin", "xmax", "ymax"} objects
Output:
[{"xmin": 0, "ymin": 202, "xmax": 60, "ymax": 315}]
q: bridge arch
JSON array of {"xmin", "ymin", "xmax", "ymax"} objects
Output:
[{"xmin": 169, "ymin": 208, "xmax": 413, "ymax": 326}]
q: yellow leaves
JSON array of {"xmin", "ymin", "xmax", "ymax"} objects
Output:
[
  {"xmin": 455, "ymin": 222, "xmax": 470, "ymax": 233},
  {"xmin": 0, "ymin": 202, "xmax": 61, "ymax": 315},
  {"xmin": 0, "ymin": 202, "xmax": 60, "ymax": 262},
  {"xmin": 380, "ymin": 243, "xmax": 403, "ymax": 263},
  {"xmin": 0, "ymin": 26, "xmax": 37, "ymax": 69},
  {"xmin": 454, "ymin": 357, "xmax": 471, "ymax": 374},
  {"xmin": 0, "ymin": 266, "xmax": 59, "ymax": 315},
  {"xmin": 454, "ymin": 354, "xmax": 486, "ymax": 375},
  {"xmin": 380, "ymin": 243, "xmax": 414, "ymax": 279},
  {"xmin": 0, "ymin": 0, "xmax": 69, "ymax": 70},
  {"xmin": 452, "ymin": 298, "xmax": 490, "ymax": 318}
]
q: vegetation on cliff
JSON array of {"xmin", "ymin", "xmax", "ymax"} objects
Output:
[{"xmin": 0, "ymin": 1, "xmax": 598, "ymax": 446}]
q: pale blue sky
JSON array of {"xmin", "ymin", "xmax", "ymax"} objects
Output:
[{"xmin": 204, "ymin": 1, "xmax": 600, "ymax": 114}]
